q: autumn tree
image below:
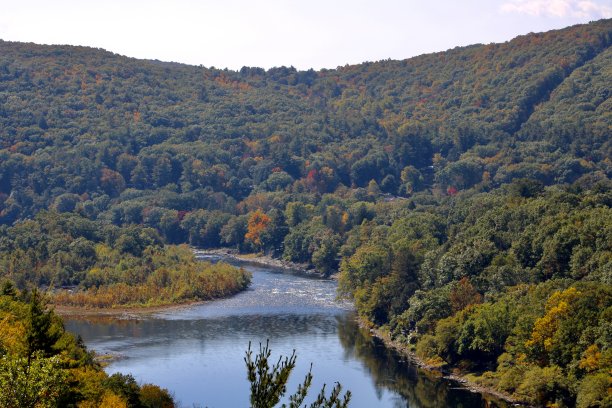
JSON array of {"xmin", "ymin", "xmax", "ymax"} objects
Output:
[
  {"xmin": 525, "ymin": 287, "xmax": 580, "ymax": 365},
  {"xmin": 99, "ymin": 168, "xmax": 126, "ymax": 197},
  {"xmin": 449, "ymin": 277, "xmax": 482, "ymax": 313},
  {"xmin": 245, "ymin": 209, "xmax": 272, "ymax": 250}
]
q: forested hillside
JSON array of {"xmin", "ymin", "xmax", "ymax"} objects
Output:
[
  {"xmin": 0, "ymin": 287, "xmax": 176, "ymax": 406},
  {"xmin": 0, "ymin": 19, "xmax": 610, "ymax": 407},
  {"xmin": 0, "ymin": 19, "xmax": 610, "ymax": 226}
]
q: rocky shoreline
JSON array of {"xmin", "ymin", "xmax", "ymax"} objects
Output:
[
  {"xmin": 193, "ymin": 248, "xmax": 336, "ymax": 279},
  {"xmin": 361, "ymin": 319, "xmax": 526, "ymax": 407},
  {"xmin": 196, "ymin": 249, "xmax": 523, "ymax": 406}
]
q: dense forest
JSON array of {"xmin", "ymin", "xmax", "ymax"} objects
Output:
[
  {"xmin": 0, "ymin": 211, "xmax": 251, "ymax": 308},
  {"xmin": 0, "ymin": 18, "xmax": 610, "ymax": 407}
]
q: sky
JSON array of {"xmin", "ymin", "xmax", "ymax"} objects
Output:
[{"xmin": 0, "ymin": 0, "xmax": 610, "ymax": 70}]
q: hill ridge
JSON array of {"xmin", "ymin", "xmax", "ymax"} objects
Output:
[{"xmin": 0, "ymin": 18, "xmax": 609, "ymax": 220}]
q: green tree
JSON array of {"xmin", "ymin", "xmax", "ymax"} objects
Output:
[
  {"xmin": 25, "ymin": 290, "xmax": 60, "ymax": 359},
  {"xmin": 311, "ymin": 231, "xmax": 340, "ymax": 275},
  {"xmin": 220, "ymin": 216, "xmax": 248, "ymax": 249},
  {"xmin": 284, "ymin": 202, "xmax": 311, "ymax": 227},
  {"xmin": 576, "ymin": 373, "xmax": 612, "ymax": 408},
  {"xmin": 0, "ymin": 353, "xmax": 67, "ymax": 408},
  {"xmin": 102, "ymin": 373, "xmax": 142, "ymax": 408},
  {"xmin": 52, "ymin": 193, "xmax": 81, "ymax": 213},
  {"xmin": 245, "ymin": 341, "xmax": 351, "ymax": 408},
  {"xmin": 338, "ymin": 245, "xmax": 390, "ymax": 295},
  {"xmin": 1, "ymin": 280, "xmax": 16, "ymax": 297}
]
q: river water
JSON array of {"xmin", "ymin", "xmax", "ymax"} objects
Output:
[{"xmin": 65, "ymin": 255, "xmax": 507, "ymax": 408}]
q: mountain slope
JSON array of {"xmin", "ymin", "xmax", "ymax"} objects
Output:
[
  {"xmin": 0, "ymin": 18, "xmax": 611, "ymax": 408},
  {"xmin": 519, "ymin": 44, "xmax": 611, "ymax": 155}
]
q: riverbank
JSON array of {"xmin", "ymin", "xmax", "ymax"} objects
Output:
[
  {"xmin": 53, "ymin": 299, "xmax": 209, "ymax": 318},
  {"xmin": 193, "ymin": 248, "xmax": 337, "ymax": 279},
  {"xmin": 196, "ymin": 249, "xmax": 522, "ymax": 405},
  {"xmin": 360, "ymin": 318, "xmax": 526, "ymax": 407},
  {"xmin": 54, "ymin": 250, "xmax": 328, "ymax": 318}
]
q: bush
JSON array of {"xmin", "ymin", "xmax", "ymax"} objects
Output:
[
  {"xmin": 139, "ymin": 384, "xmax": 175, "ymax": 408},
  {"xmin": 514, "ymin": 365, "xmax": 569, "ymax": 406},
  {"xmin": 576, "ymin": 373, "xmax": 612, "ymax": 408}
]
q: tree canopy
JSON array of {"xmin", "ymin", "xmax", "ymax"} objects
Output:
[{"xmin": 0, "ymin": 18, "xmax": 610, "ymax": 407}]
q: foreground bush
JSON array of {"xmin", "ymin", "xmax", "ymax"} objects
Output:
[{"xmin": 0, "ymin": 288, "xmax": 176, "ymax": 407}]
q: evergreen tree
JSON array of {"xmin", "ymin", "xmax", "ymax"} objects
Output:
[
  {"xmin": 245, "ymin": 341, "xmax": 351, "ymax": 408},
  {"xmin": 25, "ymin": 290, "xmax": 59, "ymax": 359}
]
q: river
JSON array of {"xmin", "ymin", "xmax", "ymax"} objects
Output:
[{"xmin": 65, "ymin": 254, "xmax": 508, "ymax": 408}]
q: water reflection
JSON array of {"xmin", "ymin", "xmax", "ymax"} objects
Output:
[
  {"xmin": 336, "ymin": 317, "xmax": 508, "ymax": 408},
  {"xmin": 65, "ymin": 258, "xmax": 508, "ymax": 408}
]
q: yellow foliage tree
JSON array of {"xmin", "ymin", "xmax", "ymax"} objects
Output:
[
  {"xmin": 98, "ymin": 392, "xmax": 128, "ymax": 408},
  {"xmin": 578, "ymin": 344, "xmax": 601, "ymax": 372},
  {"xmin": 0, "ymin": 314, "xmax": 26, "ymax": 355},
  {"xmin": 526, "ymin": 287, "xmax": 580, "ymax": 357}
]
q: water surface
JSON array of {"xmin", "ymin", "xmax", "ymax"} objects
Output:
[{"xmin": 66, "ymin": 255, "xmax": 506, "ymax": 407}]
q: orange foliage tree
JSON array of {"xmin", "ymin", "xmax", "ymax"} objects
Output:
[
  {"xmin": 245, "ymin": 209, "xmax": 271, "ymax": 249},
  {"xmin": 449, "ymin": 277, "xmax": 482, "ymax": 313}
]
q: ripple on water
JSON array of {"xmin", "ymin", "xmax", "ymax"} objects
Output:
[
  {"xmin": 65, "ymin": 259, "xmax": 507, "ymax": 408},
  {"xmin": 153, "ymin": 263, "xmax": 352, "ymax": 320}
]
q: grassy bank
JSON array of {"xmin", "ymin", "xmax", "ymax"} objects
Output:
[{"xmin": 51, "ymin": 245, "xmax": 251, "ymax": 309}]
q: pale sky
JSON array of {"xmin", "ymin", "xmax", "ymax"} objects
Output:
[{"xmin": 1, "ymin": 0, "xmax": 610, "ymax": 70}]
